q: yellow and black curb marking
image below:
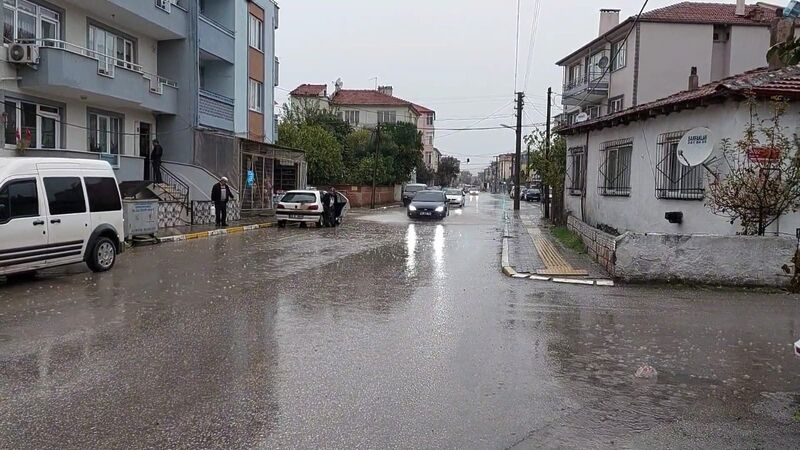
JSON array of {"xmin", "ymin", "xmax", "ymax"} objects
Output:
[
  {"xmin": 501, "ymin": 216, "xmax": 614, "ymax": 287},
  {"xmin": 157, "ymin": 223, "xmax": 275, "ymax": 244}
]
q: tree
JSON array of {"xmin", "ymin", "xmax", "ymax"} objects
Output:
[
  {"xmin": 436, "ymin": 156, "xmax": 460, "ymax": 186},
  {"xmin": 526, "ymin": 128, "xmax": 567, "ymax": 224},
  {"xmin": 458, "ymin": 170, "xmax": 473, "ymax": 185},
  {"xmin": 378, "ymin": 122, "xmax": 424, "ymax": 184},
  {"xmin": 706, "ymin": 98, "xmax": 800, "ymax": 235},
  {"xmin": 281, "ymin": 102, "xmax": 353, "ymax": 145},
  {"xmin": 277, "ymin": 123, "xmax": 343, "ymax": 186},
  {"xmin": 416, "ymin": 165, "xmax": 435, "ymax": 186}
]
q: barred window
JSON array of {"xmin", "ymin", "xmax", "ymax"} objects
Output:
[
  {"xmin": 567, "ymin": 146, "xmax": 586, "ymax": 195},
  {"xmin": 598, "ymin": 138, "xmax": 632, "ymax": 196},
  {"xmin": 655, "ymin": 130, "xmax": 705, "ymax": 200}
]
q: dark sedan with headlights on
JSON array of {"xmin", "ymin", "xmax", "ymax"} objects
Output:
[{"xmin": 407, "ymin": 190, "xmax": 450, "ymax": 220}]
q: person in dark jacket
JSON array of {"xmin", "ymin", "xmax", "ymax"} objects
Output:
[
  {"xmin": 151, "ymin": 139, "xmax": 164, "ymax": 183},
  {"xmin": 321, "ymin": 190, "xmax": 333, "ymax": 227},
  {"xmin": 211, "ymin": 177, "xmax": 234, "ymax": 227}
]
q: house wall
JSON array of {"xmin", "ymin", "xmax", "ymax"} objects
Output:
[
  {"xmin": 334, "ymin": 105, "xmax": 418, "ymax": 128},
  {"xmin": 608, "ymin": 34, "xmax": 636, "ymax": 108},
  {"xmin": 728, "ymin": 25, "xmax": 771, "ymax": 76},
  {"xmin": 563, "ymin": 99, "xmax": 800, "ymax": 236},
  {"xmin": 637, "ymin": 22, "xmax": 713, "ymax": 104}
]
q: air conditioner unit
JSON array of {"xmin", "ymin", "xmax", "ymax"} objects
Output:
[{"xmin": 7, "ymin": 43, "xmax": 39, "ymax": 64}]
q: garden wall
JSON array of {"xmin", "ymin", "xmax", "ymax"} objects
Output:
[{"xmin": 333, "ymin": 185, "xmax": 398, "ymax": 208}]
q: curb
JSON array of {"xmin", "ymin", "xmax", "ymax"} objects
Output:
[
  {"xmin": 157, "ymin": 222, "xmax": 274, "ymax": 244},
  {"xmin": 501, "ymin": 219, "xmax": 614, "ymax": 287}
]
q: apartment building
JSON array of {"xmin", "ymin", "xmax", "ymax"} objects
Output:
[
  {"xmin": 556, "ymin": 1, "xmax": 780, "ymax": 126},
  {"xmin": 424, "ymin": 147, "xmax": 441, "ymax": 171},
  {"xmin": 0, "ymin": 0, "xmax": 287, "ymax": 197}
]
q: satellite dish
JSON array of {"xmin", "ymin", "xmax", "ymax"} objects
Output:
[
  {"xmin": 677, "ymin": 127, "xmax": 714, "ymax": 166},
  {"xmin": 597, "ymin": 56, "xmax": 610, "ymax": 69},
  {"xmin": 575, "ymin": 112, "xmax": 589, "ymax": 123}
]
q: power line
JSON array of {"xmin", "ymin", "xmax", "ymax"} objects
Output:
[
  {"xmin": 513, "ymin": 0, "xmax": 521, "ymax": 93},
  {"xmin": 522, "ymin": 0, "xmax": 543, "ymax": 91},
  {"xmin": 438, "ymin": 100, "xmax": 515, "ymax": 140},
  {"xmin": 566, "ymin": 0, "xmax": 651, "ymax": 110}
]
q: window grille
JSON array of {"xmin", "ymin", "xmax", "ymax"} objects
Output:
[
  {"xmin": 598, "ymin": 138, "xmax": 632, "ymax": 196},
  {"xmin": 655, "ymin": 130, "xmax": 705, "ymax": 200}
]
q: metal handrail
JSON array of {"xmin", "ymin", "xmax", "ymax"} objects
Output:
[
  {"xmin": 15, "ymin": 39, "xmax": 178, "ymax": 91},
  {"xmin": 199, "ymin": 89, "xmax": 234, "ymax": 105},
  {"xmin": 159, "ymin": 164, "xmax": 190, "ymax": 210}
]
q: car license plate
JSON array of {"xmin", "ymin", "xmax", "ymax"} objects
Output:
[
  {"xmin": 420, "ymin": 212, "xmax": 432, "ymax": 216},
  {"xmin": 289, "ymin": 214, "xmax": 304, "ymax": 219}
]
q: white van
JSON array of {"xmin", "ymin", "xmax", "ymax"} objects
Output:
[{"xmin": 0, "ymin": 158, "xmax": 124, "ymax": 277}]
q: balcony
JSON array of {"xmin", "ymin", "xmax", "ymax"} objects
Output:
[
  {"xmin": 199, "ymin": 90, "xmax": 234, "ymax": 131},
  {"xmin": 561, "ymin": 70, "xmax": 609, "ymax": 107},
  {"xmin": 60, "ymin": 0, "xmax": 188, "ymax": 40},
  {"xmin": 17, "ymin": 40, "xmax": 178, "ymax": 115},
  {"xmin": 198, "ymin": 15, "xmax": 235, "ymax": 64}
]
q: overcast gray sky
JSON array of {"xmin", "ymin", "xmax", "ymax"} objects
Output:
[{"xmin": 276, "ymin": 0, "xmax": 730, "ymax": 173}]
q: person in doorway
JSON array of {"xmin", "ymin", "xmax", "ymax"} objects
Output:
[
  {"xmin": 211, "ymin": 177, "xmax": 234, "ymax": 227},
  {"xmin": 151, "ymin": 139, "xmax": 164, "ymax": 183}
]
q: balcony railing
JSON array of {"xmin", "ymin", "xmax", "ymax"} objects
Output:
[
  {"xmin": 17, "ymin": 39, "xmax": 177, "ymax": 93},
  {"xmin": 199, "ymin": 89, "xmax": 235, "ymax": 123}
]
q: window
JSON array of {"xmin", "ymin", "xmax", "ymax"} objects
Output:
[
  {"xmin": 598, "ymin": 138, "xmax": 633, "ymax": 196},
  {"xmin": 85, "ymin": 177, "xmax": 121, "ymax": 212},
  {"xmin": 248, "ymin": 79, "xmax": 264, "ymax": 113},
  {"xmin": 713, "ymin": 25, "xmax": 730, "ymax": 42},
  {"xmin": 611, "ymin": 40, "xmax": 626, "ymax": 71},
  {"xmin": 378, "ymin": 111, "xmax": 396, "ymax": 124},
  {"xmin": 88, "ymin": 24, "xmax": 135, "ymax": 75},
  {"xmin": 248, "ymin": 15, "xmax": 264, "ymax": 51},
  {"xmin": 426, "ymin": 113, "xmax": 434, "ymax": 126},
  {"xmin": 0, "ymin": 179, "xmax": 38, "ymax": 222},
  {"xmin": 88, "ymin": 111, "xmax": 122, "ymax": 155},
  {"xmin": 655, "ymin": 131, "xmax": 705, "ymax": 200},
  {"xmin": 4, "ymin": 99, "xmax": 61, "ymax": 149},
  {"xmin": 343, "ymin": 110, "xmax": 359, "ymax": 125},
  {"xmin": 587, "ymin": 105, "xmax": 601, "ymax": 119},
  {"xmin": 274, "ymin": 57, "xmax": 279, "ymax": 86},
  {"xmin": 43, "ymin": 177, "xmax": 86, "ymax": 215},
  {"xmin": 567, "ymin": 63, "xmax": 583, "ymax": 88},
  {"xmin": 587, "ymin": 51, "xmax": 607, "ymax": 81},
  {"xmin": 567, "ymin": 146, "xmax": 586, "ymax": 195},
  {"xmin": 426, "ymin": 133, "xmax": 434, "ymax": 146},
  {"xmin": 2, "ymin": 0, "xmax": 59, "ymax": 44},
  {"xmin": 608, "ymin": 96, "xmax": 624, "ymax": 114}
]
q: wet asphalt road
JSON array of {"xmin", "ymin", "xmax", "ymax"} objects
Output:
[{"xmin": 1, "ymin": 194, "xmax": 799, "ymax": 449}]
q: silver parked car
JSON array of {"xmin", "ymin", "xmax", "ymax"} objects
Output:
[{"xmin": 276, "ymin": 190, "xmax": 349, "ymax": 228}]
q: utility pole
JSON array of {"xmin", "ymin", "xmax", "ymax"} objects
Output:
[
  {"xmin": 370, "ymin": 124, "xmax": 380, "ymax": 209},
  {"xmin": 495, "ymin": 155, "xmax": 499, "ymax": 193},
  {"xmin": 544, "ymin": 87, "xmax": 552, "ymax": 219},
  {"xmin": 513, "ymin": 91, "xmax": 524, "ymax": 211}
]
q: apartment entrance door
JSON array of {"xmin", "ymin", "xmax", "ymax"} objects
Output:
[{"xmin": 139, "ymin": 122, "xmax": 151, "ymax": 180}]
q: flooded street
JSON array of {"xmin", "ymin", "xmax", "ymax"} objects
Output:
[{"xmin": 1, "ymin": 194, "xmax": 798, "ymax": 449}]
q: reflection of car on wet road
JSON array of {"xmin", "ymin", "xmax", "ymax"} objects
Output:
[
  {"xmin": 407, "ymin": 190, "xmax": 449, "ymax": 219},
  {"xmin": 276, "ymin": 190, "xmax": 349, "ymax": 228},
  {"xmin": 402, "ymin": 183, "xmax": 427, "ymax": 206},
  {"xmin": 445, "ymin": 188, "xmax": 465, "ymax": 208}
]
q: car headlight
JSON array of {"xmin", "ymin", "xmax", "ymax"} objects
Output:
[
  {"xmin": 435, "ymin": 206, "xmax": 445, "ymax": 212},
  {"xmin": 408, "ymin": 205, "xmax": 417, "ymax": 211}
]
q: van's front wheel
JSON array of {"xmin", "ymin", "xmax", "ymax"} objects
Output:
[{"xmin": 88, "ymin": 237, "xmax": 116, "ymax": 272}]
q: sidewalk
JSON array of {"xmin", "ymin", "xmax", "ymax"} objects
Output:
[
  {"xmin": 503, "ymin": 203, "xmax": 612, "ymax": 285},
  {"xmin": 155, "ymin": 215, "xmax": 276, "ymax": 243}
]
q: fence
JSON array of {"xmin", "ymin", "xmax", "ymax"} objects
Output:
[{"xmin": 333, "ymin": 185, "xmax": 398, "ymax": 208}]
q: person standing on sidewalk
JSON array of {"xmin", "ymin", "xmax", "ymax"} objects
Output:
[
  {"xmin": 211, "ymin": 177, "xmax": 234, "ymax": 227},
  {"xmin": 151, "ymin": 139, "xmax": 164, "ymax": 183}
]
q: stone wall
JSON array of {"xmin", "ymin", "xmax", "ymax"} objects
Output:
[
  {"xmin": 567, "ymin": 215, "xmax": 617, "ymax": 275},
  {"xmin": 615, "ymin": 233, "xmax": 796, "ymax": 287}
]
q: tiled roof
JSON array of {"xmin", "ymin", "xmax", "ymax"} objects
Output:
[
  {"xmin": 639, "ymin": 2, "xmax": 777, "ymax": 25},
  {"xmin": 558, "ymin": 66, "xmax": 800, "ymax": 135},
  {"xmin": 331, "ymin": 90, "xmax": 435, "ymax": 115},
  {"xmin": 289, "ymin": 84, "xmax": 327, "ymax": 97},
  {"xmin": 556, "ymin": 2, "xmax": 779, "ymax": 65}
]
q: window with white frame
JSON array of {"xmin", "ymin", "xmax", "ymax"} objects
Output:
[
  {"xmin": 608, "ymin": 95, "xmax": 624, "ymax": 114},
  {"xmin": 611, "ymin": 40, "xmax": 626, "ymax": 71},
  {"xmin": 343, "ymin": 110, "xmax": 359, "ymax": 125},
  {"xmin": 426, "ymin": 133, "xmax": 434, "ymax": 146},
  {"xmin": 88, "ymin": 24, "xmax": 136, "ymax": 74},
  {"xmin": 378, "ymin": 111, "xmax": 396, "ymax": 124},
  {"xmin": 4, "ymin": 100, "xmax": 61, "ymax": 149},
  {"xmin": 587, "ymin": 105, "xmax": 601, "ymax": 119},
  {"xmin": 248, "ymin": 14, "xmax": 264, "ymax": 51},
  {"xmin": 2, "ymin": 0, "xmax": 59, "ymax": 44},
  {"xmin": 88, "ymin": 111, "xmax": 122, "ymax": 155},
  {"xmin": 249, "ymin": 79, "xmax": 264, "ymax": 113},
  {"xmin": 598, "ymin": 138, "xmax": 633, "ymax": 196},
  {"xmin": 426, "ymin": 113, "xmax": 434, "ymax": 126}
]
